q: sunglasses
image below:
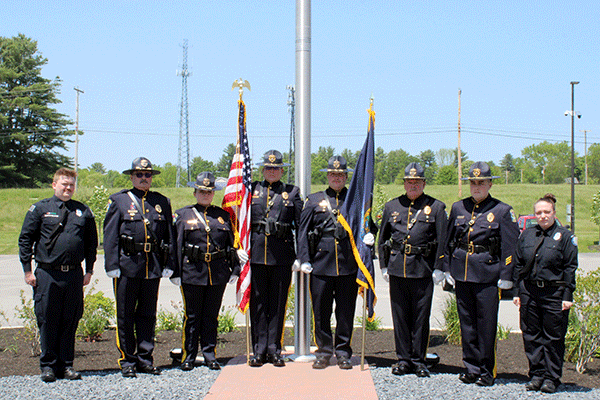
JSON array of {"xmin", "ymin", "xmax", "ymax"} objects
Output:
[{"xmin": 134, "ymin": 172, "xmax": 153, "ymax": 178}]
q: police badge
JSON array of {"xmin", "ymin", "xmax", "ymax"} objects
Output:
[
  {"xmin": 487, "ymin": 212, "xmax": 494, "ymax": 222},
  {"xmin": 155, "ymin": 204, "xmax": 162, "ymax": 213},
  {"xmin": 282, "ymin": 192, "xmax": 289, "ymax": 200}
]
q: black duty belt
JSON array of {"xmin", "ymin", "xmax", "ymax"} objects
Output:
[
  {"xmin": 133, "ymin": 242, "xmax": 160, "ymax": 253},
  {"xmin": 526, "ymin": 280, "xmax": 567, "ymax": 288},
  {"xmin": 457, "ymin": 242, "xmax": 491, "ymax": 254},
  {"xmin": 251, "ymin": 221, "xmax": 292, "ymax": 236},
  {"xmin": 37, "ymin": 263, "xmax": 80, "ymax": 272},
  {"xmin": 184, "ymin": 244, "xmax": 228, "ymax": 262},
  {"xmin": 391, "ymin": 241, "xmax": 428, "ymax": 255}
]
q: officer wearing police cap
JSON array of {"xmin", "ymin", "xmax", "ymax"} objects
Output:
[
  {"xmin": 173, "ymin": 172, "xmax": 243, "ymax": 371},
  {"xmin": 443, "ymin": 161, "xmax": 519, "ymax": 386},
  {"xmin": 248, "ymin": 150, "xmax": 302, "ymax": 367},
  {"xmin": 378, "ymin": 162, "xmax": 447, "ymax": 377},
  {"xmin": 103, "ymin": 157, "xmax": 176, "ymax": 377},
  {"xmin": 297, "ymin": 155, "xmax": 376, "ymax": 370}
]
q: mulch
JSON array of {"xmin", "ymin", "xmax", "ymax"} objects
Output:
[{"xmin": 0, "ymin": 327, "xmax": 598, "ymax": 389}]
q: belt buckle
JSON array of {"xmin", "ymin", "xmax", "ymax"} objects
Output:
[
  {"xmin": 404, "ymin": 244, "xmax": 412, "ymax": 254},
  {"xmin": 204, "ymin": 253, "xmax": 212, "ymax": 262},
  {"xmin": 536, "ymin": 281, "xmax": 545, "ymax": 288},
  {"xmin": 144, "ymin": 243, "xmax": 152, "ymax": 253},
  {"xmin": 467, "ymin": 243, "xmax": 475, "ymax": 254},
  {"xmin": 61, "ymin": 265, "xmax": 69, "ymax": 272}
]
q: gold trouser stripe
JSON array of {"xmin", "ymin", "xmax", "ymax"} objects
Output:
[
  {"xmin": 180, "ymin": 286, "xmax": 189, "ymax": 362},
  {"xmin": 113, "ymin": 277, "xmax": 126, "ymax": 368}
]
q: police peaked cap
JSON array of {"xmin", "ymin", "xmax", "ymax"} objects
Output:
[
  {"xmin": 256, "ymin": 149, "xmax": 290, "ymax": 167},
  {"xmin": 122, "ymin": 157, "xmax": 161, "ymax": 175}
]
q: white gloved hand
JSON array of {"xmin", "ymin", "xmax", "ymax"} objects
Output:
[
  {"xmin": 444, "ymin": 272, "xmax": 455, "ymax": 286},
  {"xmin": 498, "ymin": 279, "xmax": 513, "ymax": 290},
  {"xmin": 170, "ymin": 277, "xmax": 181, "ymax": 286},
  {"xmin": 381, "ymin": 268, "xmax": 390, "ymax": 282},
  {"xmin": 300, "ymin": 262, "xmax": 313, "ymax": 274},
  {"xmin": 106, "ymin": 269, "xmax": 121, "ymax": 278},
  {"xmin": 162, "ymin": 268, "xmax": 174, "ymax": 278},
  {"xmin": 228, "ymin": 275, "xmax": 239, "ymax": 285},
  {"xmin": 432, "ymin": 269, "xmax": 445, "ymax": 285},
  {"xmin": 291, "ymin": 259, "xmax": 302, "ymax": 272},
  {"xmin": 237, "ymin": 249, "xmax": 249, "ymax": 265},
  {"xmin": 363, "ymin": 232, "xmax": 375, "ymax": 246}
]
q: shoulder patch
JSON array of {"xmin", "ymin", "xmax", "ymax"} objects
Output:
[
  {"xmin": 553, "ymin": 232, "xmax": 562, "ymax": 241},
  {"xmin": 509, "ymin": 209, "xmax": 517, "ymax": 223},
  {"xmin": 173, "ymin": 213, "xmax": 179, "ymax": 223},
  {"xmin": 28, "ymin": 204, "xmax": 36, "ymax": 212},
  {"xmin": 571, "ymin": 236, "xmax": 578, "ymax": 247}
]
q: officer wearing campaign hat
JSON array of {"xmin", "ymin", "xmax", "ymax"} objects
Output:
[
  {"xmin": 172, "ymin": 171, "xmax": 243, "ymax": 371},
  {"xmin": 298, "ymin": 155, "xmax": 376, "ymax": 370},
  {"xmin": 248, "ymin": 150, "xmax": 302, "ymax": 367},
  {"xmin": 443, "ymin": 161, "xmax": 519, "ymax": 386},
  {"xmin": 104, "ymin": 157, "xmax": 175, "ymax": 377},
  {"xmin": 378, "ymin": 162, "xmax": 447, "ymax": 377}
]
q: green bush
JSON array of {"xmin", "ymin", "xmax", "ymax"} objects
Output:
[
  {"xmin": 442, "ymin": 295, "xmax": 461, "ymax": 345},
  {"xmin": 497, "ymin": 323, "xmax": 511, "ymax": 340},
  {"xmin": 355, "ymin": 315, "xmax": 383, "ymax": 331},
  {"xmin": 156, "ymin": 301, "xmax": 184, "ymax": 333},
  {"xmin": 14, "ymin": 290, "xmax": 40, "ymax": 355},
  {"xmin": 77, "ymin": 282, "xmax": 115, "ymax": 341},
  {"xmin": 217, "ymin": 306, "xmax": 238, "ymax": 333},
  {"xmin": 285, "ymin": 284, "xmax": 295, "ymax": 324}
]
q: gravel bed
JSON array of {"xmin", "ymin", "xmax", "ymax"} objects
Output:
[{"xmin": 1, "ymin": 366, "xmax": 598, "ymax": 399}]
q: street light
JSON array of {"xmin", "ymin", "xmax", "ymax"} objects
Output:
[{"xmin": 565, "ymin": 81, "xmax": 580, "ymax": 233}]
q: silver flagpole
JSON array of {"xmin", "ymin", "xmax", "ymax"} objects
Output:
[{"xmin": 293, "ymin": 0, "xmax": 313, "ymax": 361}]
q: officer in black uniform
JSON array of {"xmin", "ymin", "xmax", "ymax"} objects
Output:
[
  {"xmin": 103, "ymin": 157, "xmax": 176, "ymax": 378},
  {"xmin": 443, "ymin": 161, "xmax": 519, "ymax": 387},
  {"xmin": 173, "ymin": 172, "xmax": 243, "ymax": 372},
  {"xmin": 378, "ymin": 162, "xmax": 447, "ymax": 377},
  {"xmin": 19, "ymin": 168, "xmax": 97, "ymax": 382},
  {"xmin": 248, "ymin": 150, "xmax": 303, "ymax": 367},
  {"xmin": 298, "ymin": 155, "xmax": 375, "ymax": 370},
  {"xmin": 513, "ymin": 194, "xmax": 577, "ymax": 394}
]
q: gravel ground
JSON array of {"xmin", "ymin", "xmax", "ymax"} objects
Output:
[{"xmin": 1, "ymin": 366, "xmax": 597, "ymax": 400}]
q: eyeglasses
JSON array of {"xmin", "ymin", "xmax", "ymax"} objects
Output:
[
  {"xmin": 264, "ymin": 166, "xmax": 281, "ymax": 171},
  {"xmin": 134, "ymin": 172, "xmax": 153, "ymax": 178}
]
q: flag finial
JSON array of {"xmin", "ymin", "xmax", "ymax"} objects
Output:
[{"xmin": 232, "ymin": 78, "xmax": 251, "ymax": 100}]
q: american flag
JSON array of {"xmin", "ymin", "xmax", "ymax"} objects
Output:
[{"xmin": 222, "ymin": 99, "xmax": 252, "ymax": 313}]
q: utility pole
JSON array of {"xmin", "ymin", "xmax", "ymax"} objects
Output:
[
  {"xmin": 286, "ymin": 85, "xmax": 296, "ymax": 184},
  {"xmin": 457, "ymin": 89, "xmax": 462, "ymax": 197},
  {"xmin": 176, "ymin": 39, "xmax": 191, "ymax": 187},
  {"xmin": 581, "ymin": 129, "xmax": 590, "ymax": 185},
  {"xmin": 74, "ymin": 87, "xmax": 84, "ymax": 191}
]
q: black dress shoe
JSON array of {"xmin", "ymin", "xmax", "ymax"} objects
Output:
[
  {"xmin": 249, "ymin": 354, "xmax": 265, "ymax": 367},
  {"xmin": 540, "ymin": 379, "xmax": 557, "ymax": 394},
  {"xmin": 337, "ymin": 356, "xmax": 352, "ymax": 370},
  {"xmin": 40, "ymin": 367, "xmax": 56, "ymax": 383},
  {"xmin": 312, "ymin": 357, "xmax": 328, "ymax": 369},
  {"xmin": 63, "ymin": 367, "xmax": 82, "ymax": 380},
  {"xmin": 121, "ymin": 365, "xmax": 136, "ymax": 378},
  {"xmin": 180, "ymin": 361, "xmax": 194, "ymax": 371},
  {"xmin": 475, "ymin": 375, "xmax": 495, "ymax": 387},
  {"xmin": 268, "ymin": 354, "xmax": 286, "ymax": 367},
  {"xmin": 207, "ymin": 360, "xmax": 221, "ymax": 370},
  {"xmin": 137, "ymin": 364, "xmax": 161, "ymax": 375},
  {"xmin": 391, "ymin": 363, "xmax": 411, "ymax": 376},
  {"xmin": 415, "ymin": 366, "xmax": 430, "ymax": 378},
  {"xmin": 458, "ymin": 372, "xmax": 479, "ymax": 384},
  {"xmin": 525, "ymin": 377, "xmax": 544, "ymax": 391}
]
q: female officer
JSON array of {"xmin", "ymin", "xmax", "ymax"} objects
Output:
[
  {"xmin": 172, "ymin": 172, "xmax": 246, "ymax": 371},
  {"xmin": 513, "ymin": 194, "xmax": 578, "ymax": 393}
]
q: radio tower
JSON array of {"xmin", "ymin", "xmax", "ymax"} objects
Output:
[{"xmin": 176, "ymin": 39, "xmax": 191, "ymax": 187}]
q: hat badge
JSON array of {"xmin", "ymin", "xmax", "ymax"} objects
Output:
[
  {"xmin": 140, "ymin": 159, "xmax": 149, "ymax": 167},
  {"xmin": 473, "ymin": 168, "xmax": 481, "ymax": 177},
  {"xmin": 203, "ymin": 178, "xmax": 211, "ymax": 186},
  {"xmin": 410, "ymin": 168, "xmax": 417, "ymax": 177},
  {"xmin": 333, "ymin": 160, "xmax": 340, "ymax": 169},
  {"xmin": 268, "ymin": 154, "xmax": 276, "ymax": 163}
]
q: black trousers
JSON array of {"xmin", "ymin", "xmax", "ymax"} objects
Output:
[
  {"xmin": 113, "ymin": 276, "xmax": 160, "ymax": 369},
  {"xmin": 389, "ymin": 275, "xmax": 433, "ymax": 368},
  {"xmin": 181, "ymin": 283, "xmax": 227, "ymax": 363},
  {"xmin": 250, "ymin": 264, "xmax": 293, "ymax": 356},
  {"xmin": 34, "ymin": 267, "xmax": 84, "ymax": 373},
  {"xmin": 310, "ymin": 273, "xmax": 358, "ymax": 359},
  {"xmin": 455, "ymin": 280, "xmax": 499, "ymax": 378},
  {"xmin": 519, "ymin": 281, "xmax": 569, "ymax": 384}
]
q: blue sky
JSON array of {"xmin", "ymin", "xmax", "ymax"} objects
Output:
[{"xmin": 3, "ymin": 0, "xmax": 598, "ymax": 172}]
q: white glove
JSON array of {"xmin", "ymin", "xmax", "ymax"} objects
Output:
[
  {"xmin": 432, "ymin": 270, "xmax": 445, "ymax": 285},
  {"xmin": 300, "ymin": 262, "xmax": 313, "ymax": 274},
  {"xmin": 292, "ymin": 259, "xmax": 302, "ymax": 272},
  {"xmin": 363, "ymin": 233, "xmax": 375, "ymax": 246},
  {"xmin": 170, "ymin": 277, "xmax": 181, "ymax": 286},
  {"xmin": 498, "ymin": 279, "xmax": 513, "ymax": 290},
  {"xmin": 381, "ymin": 268, "xmax": 389, "ymax": 282},
  {"xmin": 162, "ymin": 268, "xmax": 174, "ymax": 278},
  {"xmin": 106, "ymin": 269, "xmax": 121, "ymax": 278},
  {"xmin": 444, "ymin": 272, "xmax": 455, "ymax": 286},
  {"xmin": 237, "ymin": 249, "xmax": 249, "ymax": 265},
  {"xmin": 228, "ymin": 275, "xmax": 238, "ymax": 285}
]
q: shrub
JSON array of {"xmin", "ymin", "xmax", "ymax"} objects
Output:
[
  {"xmin": 217, "ymin": 306, "xmax": 238, "ymax": 333},
  {"xmin": 156, "ymin": 301, "xmax": 184, "ymax": 333},
  {"xmin": 285, "ymin": 284, "xmax": 295, "ymax": 325},
  {"xmin": 442, "ymin": 294, "xmax": 461, "ymax": 345},
  {"xmin": 497, "ymin": 323, "xmax": 511, "ymax": 340},
  {"xmin": 14, "ymin": 290, "xmax": 40, "ymax": 356},
  {"xmin": 355, "ymin": 315, "xmax": 383, "ymax": 331},
  {"xmin": 77, "ymin": 281, "xmax": 115, "ymax": 341}
]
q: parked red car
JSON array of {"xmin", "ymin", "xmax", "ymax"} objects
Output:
[{"xmin": 517, "ymin": 215, "xmax": 563, "ymax": 232}]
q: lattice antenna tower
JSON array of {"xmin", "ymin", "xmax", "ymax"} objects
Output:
[{"xmin": 176, "ymin": 39, "xmax": 191, "ymax": 187}]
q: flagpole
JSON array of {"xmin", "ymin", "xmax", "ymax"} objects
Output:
[{"xmin": 361, "ymin": 290, "xmax": 367, "ymax": 370}]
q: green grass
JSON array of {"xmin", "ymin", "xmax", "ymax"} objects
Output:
[{"xmin": 2, "ymin": 183, "xmax": 600, "ymax": 254}]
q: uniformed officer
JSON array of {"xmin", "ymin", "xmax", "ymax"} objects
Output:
[
  {"xmin": 103, "ymin": 157, "xmax": 176, "ymax": 378},
  {"xmin": 173, "ymin": 172, "xmax": 243, "ymax": 371},
  {"xmin": 512, "ymin": 194, "xmax": 577, "ymax": 393},
  {"xmin": 19, "ymin": 168, "xmax": 98, "ymax": 382},
  {"xmin": 248, "ymin": 150, "xmax": 303, "ymax": 367},
  {"xmin": 378, "ymin": 162, "xmax": 447, "ymax": 377},
  {"xmin": 297, "ymin": 155, "xmax": 375, "ymax": 370},
  {"xmin": 443, "ymin": 161, "xmax": 519, "ymax": 386}
]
